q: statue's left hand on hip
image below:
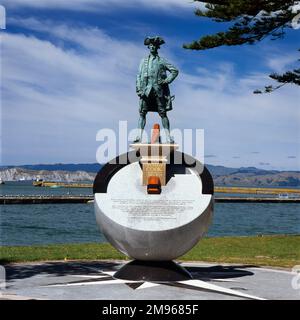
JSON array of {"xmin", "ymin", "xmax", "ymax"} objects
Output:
[{"xmin": 158, "ymin": 79, "xmax": 168, "ymax": 85}]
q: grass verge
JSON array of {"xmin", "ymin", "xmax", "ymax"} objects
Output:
[{"xmin": 1, "ymin": 235, "xmax": 299, "ymax": 268}]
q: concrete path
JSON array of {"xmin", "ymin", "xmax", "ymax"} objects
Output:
[{"xmin": 1, "ymin": 261, "xmax": 299, "ymax": 300}]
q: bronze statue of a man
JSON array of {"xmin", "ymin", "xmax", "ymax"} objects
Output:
[{"xmin": 134, "ymin": 36, "xmax": 179, "ymax": 143}]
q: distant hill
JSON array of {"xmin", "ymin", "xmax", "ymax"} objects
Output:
[
  {"xmin": 0, "ymin": 163, "xmax": 299, "ymax": 186},
  {"xmin": 213, "ymin": 171, "xmax": 300, "ymax": 187},
  {"xmin": 1, "ymin": 163, "xmax": 102, "ymax": 173},
  {"xmin": 205, "ymin": 164, "xmax": 238, "ymax": 176},
  {"xmin": 1, "ymin": 163, "xmax": 279, "ymax": 175}
]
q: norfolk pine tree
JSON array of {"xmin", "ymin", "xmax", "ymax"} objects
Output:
[{"xmin": 183, "ymin": 0, "xmax": 300, "ymax": 93}]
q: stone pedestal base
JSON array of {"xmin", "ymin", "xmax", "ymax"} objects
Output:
[
  {"xmin": 114, "ymin": 260, "xmax": 192, "ymax": 282},
  {"xmin": 130, "ymin": 143, "xmax": 179, "ymax": 186}
]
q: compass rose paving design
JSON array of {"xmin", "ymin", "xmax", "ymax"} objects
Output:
[{"xmin": 1, "ymin": 261, "xmax": 299, "ymax": 300}]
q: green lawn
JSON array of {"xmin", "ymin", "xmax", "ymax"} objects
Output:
[{"xmin": 1, "ymin": 235, "xmax": 299, "ymax": 268}]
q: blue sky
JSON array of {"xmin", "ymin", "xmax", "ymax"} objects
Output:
[{"xmin": 1, "ymin": 0, "xmax": 300, "ymax": 170}]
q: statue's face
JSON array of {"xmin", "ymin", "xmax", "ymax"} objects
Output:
[{"xmin": 148, "ymin": 43, "xmax": 158, "ymax": 54}]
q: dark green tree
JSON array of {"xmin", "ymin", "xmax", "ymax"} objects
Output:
[{"xmin": 183, "ymin": 0, "xmax": 300, "ymax": 93}]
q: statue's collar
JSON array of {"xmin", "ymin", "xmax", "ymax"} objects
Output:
[{"xmin": 148, "ymin": 54, "xmax": 159, "ymax": 59}]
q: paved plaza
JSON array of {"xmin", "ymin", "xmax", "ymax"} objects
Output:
[{"xmin": 1, "ymin": 260, "xmax": 299, "ymax": 300}]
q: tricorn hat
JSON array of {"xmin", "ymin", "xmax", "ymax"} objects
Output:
[{"xmin": 144, "ymin": 36, "xmax": 165, "ymax": 47}]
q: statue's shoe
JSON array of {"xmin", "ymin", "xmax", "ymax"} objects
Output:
[
  {"xmin": 133, "ymin": 137, "xmax": 141, "ymax": 143},
  {"xmin": 166, "ymin": 136, "xmax": 175, "ymax": 144}
]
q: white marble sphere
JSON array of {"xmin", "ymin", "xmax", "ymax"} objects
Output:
[{"xmin": 94, "ymin": 158, "xmax": 214, "ymax": 261}]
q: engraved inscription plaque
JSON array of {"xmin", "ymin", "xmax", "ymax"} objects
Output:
[{"xmin": 111, "ymin": 198, "xmax": 194, "ymax": 223}]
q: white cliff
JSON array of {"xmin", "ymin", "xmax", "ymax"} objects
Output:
[{"xmin": 0, "ymin": 168, "xmax": 95, "ymax": 182}]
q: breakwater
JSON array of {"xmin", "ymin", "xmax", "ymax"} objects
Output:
[
  {"xmin": 31, "ymin": 181, "xmax": 300, "ymax": 195},
  {"xmin": 0, "ymin": 195, "xmax": 93, "ymax": 204},
  {"xmin": 1, "ymin": 195, "xmax": 299, "ymax": 204}
]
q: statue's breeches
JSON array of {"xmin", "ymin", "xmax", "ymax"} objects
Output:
[{"xmin": 139, "ymin": 89, "xmax": 171, "ymax": 116}]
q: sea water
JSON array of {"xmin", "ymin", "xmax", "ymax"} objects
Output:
[{"xmin": 0, "ymin": 182, "xmax": 299, "ymax": 246}]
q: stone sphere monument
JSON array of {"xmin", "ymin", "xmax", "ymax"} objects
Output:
[{"xmin": 93, "ymin": 146, "xmax": 214, "ymax": 280}]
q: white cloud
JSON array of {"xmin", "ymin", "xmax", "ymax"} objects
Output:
[
  {"xmin": 2, "ymin": 19, "xmax": 300, "ymax": 170},
  {"xmin": 0, "ymin": 5, "xmax": 6, "ymax": 29},
  {"xmin": 1, "ymin": 23, "xmax": 147, "ymax": 163},
  {"xmin": 267, "ymin": 52, "xmax": 299, "ymax": 73},
  {"xmin": 1, "ymin": 0, "xmax": 201, "ymax": 12}
]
